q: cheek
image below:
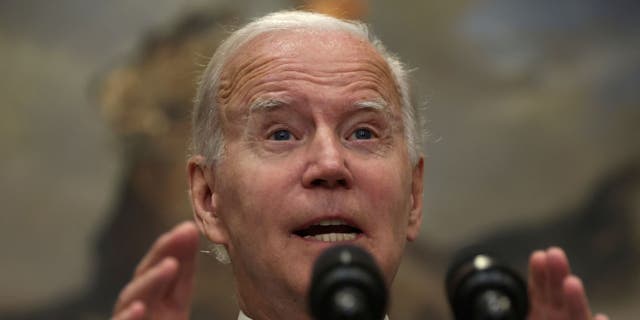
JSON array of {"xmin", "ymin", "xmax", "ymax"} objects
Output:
[
  {"xmin": 357, "ymin": 161, "xmax": 414, "ymax": 267},
  {"xmin": 359, "ymin": 161, "xmax": 412, "ymax": 214},
  {"xmin": 217, "ymin": 157, "xmax": 300, "ymax": 228}
]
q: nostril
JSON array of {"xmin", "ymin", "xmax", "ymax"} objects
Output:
[
  {"xmin": 311, "ymin": 179, "xmax": 326, "ymax": 187},
  {"xmin": 309, "ymin": 178, "xmax": 349, "ymax": 188}
]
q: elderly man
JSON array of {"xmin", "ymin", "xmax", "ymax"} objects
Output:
[{"xmin": 112, "ymin": 10, "xmax": 608, "ymax": 320}]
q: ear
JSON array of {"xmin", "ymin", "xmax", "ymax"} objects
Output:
[
  {"xmin": 187, "ymin": 155, "xmax": 229, "ymax": 245},
  {"xmin": 406, "ymin": 156, "xmax": 424, "ymax": 242}
]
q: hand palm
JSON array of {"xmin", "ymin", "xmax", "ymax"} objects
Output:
[
  {"xmin": 527, "ymin": 248, "xmax": 608, "ymax": 320},
  {"xmin": 112, "ymin": 222, "xmax": 198, "ymax": 320}
]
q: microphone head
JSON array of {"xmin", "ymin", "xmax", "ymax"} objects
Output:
[
  {"xmin": 446, "ymin": 254, "xmax": 528, "ymax": 320},
  {"xmin": 308, "ymin": 245, "xmax": 388, "ymax": 320}
]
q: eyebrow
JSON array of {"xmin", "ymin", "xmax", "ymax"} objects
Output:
[
  {"xmin": 248, "ymin": 98, "xmax": 390, "ymax": 113},
  {"xmin": 248, "ymin": 98, "xmax": 288, "ymax": 112},
  {"xmin": 353, "ymin": 99, "xmax": 389, "ymax": 111}
]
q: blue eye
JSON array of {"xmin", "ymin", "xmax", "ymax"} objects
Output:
[
  {"xmin": 270, "ymin": 129, "xmax": 292, "ymax": 141},
  {"xmin": 352, "ymin": 128, "xmax": 373, "ymax": 140}
]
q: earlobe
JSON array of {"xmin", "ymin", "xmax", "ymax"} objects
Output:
[
  {"xmin": 187, "ymin": 155, "xmax": 229, "ymax": 244},
  {"xmin": 406, "ymin": 157, "xmax": 424, "ymax": 242}
]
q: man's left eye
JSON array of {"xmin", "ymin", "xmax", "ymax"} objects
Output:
[
  {"xmin": 270, "ymin": 129, "xmax": 293, "ymax": 141},
  {"xmin": 351, "ymin": 128, "xmax": 374, "ymax": 140}
]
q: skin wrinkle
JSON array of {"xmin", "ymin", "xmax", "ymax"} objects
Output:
[
  {"xmin": 192, "ymin": 20, "xmax": 426, "ymax": 167},
  {"xmin": 249, "ymin": 97, "xmax": 393, "ymax": 121},
  {"xmin": 248, "ymin": 98, "xmax": 289, "ymax": 112},
  {"xmin": 228, "ymin": 64, "xmax": 397, "ymax": 109},
  {"xmin": 113, "ymin": 12, "xmax": 606, "ymax": 320},
  {"xmin": 243, "ymin": 103, "xmax": 397, "ymax": 161},
  {"xmin": 262, "ymin": 99, "xmax": 400, "ymax": 159},
  {"xmin": 217, "ymin": 55, "xmax": 281, "ymax": 106},
  {"xmin": 224, "ymin": 70, "xmax": 399, "ymax": 127},
  {"xmin": 245, "ymin": 98, "xmax": 396, "ymax": 152},
  {"xmin": 217, "ymin": 30, "xmax": 402, "ymax": 119},
  {"xmin": 196, "ymin": 29, "xmax": 421, "ymax": 319},
  {"xmin": 220, "ymin": 50, "xmax": 404, "ymax": 165}
]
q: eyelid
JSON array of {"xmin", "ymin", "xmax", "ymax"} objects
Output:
[
  {"xmin": 269, "ymin": 129, "xmax": 293, "ymax": 141},
  {"xmin": 347, "ymin": 125, "xmax": 379, "ymax": 140},
  {"xmin": 266, "ymin": 125, "xmax": 299, "ymax": 141}
]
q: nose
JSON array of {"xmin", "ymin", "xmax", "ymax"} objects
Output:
[{"xmin": 302, "ymin": 129, "xmax": 353, "ymax": 189}]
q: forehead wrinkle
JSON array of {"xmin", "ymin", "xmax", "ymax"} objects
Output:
[
  {"xmin": 233, "ymin": 54, "xmax": 395, "ymax": 96},
  {"xmin": 228, "ymin": 66, "xmax": 398, "ymax": 124},
  {"xmin": 342, "ymin": 76, "xmax": 399, "ymax": 108},
  {"xmin": 353, "ymin": 99, "xmax": 402, "ymax": 131},
  {"xmin": 302, "ymin": 56, "xmax": 400, "ymax": 107},
  {"xmin": 294, "ymin": 57, "xmax": 393, "ymax": 82},
  {"xmin": 244, "ymin": 63, "xmax": 396, "ymax": 99},
  {"xmin": 221, "ymin": 59, "xmax": 312, "ymax": 113},
  {"xmin": 217, "ymin": 54, "xmax": 284, "ymax": 106},
  {"xmin": 219, "ymin": 31, "xmax": 401, "ymax": 118}
]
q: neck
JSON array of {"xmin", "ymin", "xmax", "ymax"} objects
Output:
[
  {"xmin": 234, "ymin": 273, "xmax": 311, "ymax": 320},
  {"xmin": 238, "ymin": 290, "xmax": 311, "ymax": 320}
]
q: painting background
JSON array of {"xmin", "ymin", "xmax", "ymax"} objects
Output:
[{"xmin": 1, "ymin": 0, "xmax": 638, "ymax": 318}]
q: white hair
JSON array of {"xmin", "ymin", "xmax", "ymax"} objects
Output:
[{"xmin": 191, "ymin": 10, "xmax": 426, "ymax": 263}]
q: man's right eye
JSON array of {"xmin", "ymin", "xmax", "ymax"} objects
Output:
[{"xmin": 270, "ymin": 129, "xmax": 292, "ymax": 141}]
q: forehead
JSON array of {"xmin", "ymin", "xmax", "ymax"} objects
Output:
[
  {"xmin": 217, "ymin": 29, "xmax": 400, "ymax": 109},
  {"xmin": 234, "ymin": 29, "xmax": 382, "ymax": 63}
]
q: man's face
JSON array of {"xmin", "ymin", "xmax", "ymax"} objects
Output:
[{"xmin": 194, "ymin": 29, "xmax": 423, "ymax": 317}]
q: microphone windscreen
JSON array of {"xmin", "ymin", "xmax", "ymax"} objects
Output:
[
  {"xmin": 446, "ymin": 254, "xmax": 528, "ymax": 320},
  {"xmin": 309, "ymin": 245, "xmax": 388, "ymax": 320}
]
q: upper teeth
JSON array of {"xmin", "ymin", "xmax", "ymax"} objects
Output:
[
  {"xmin": 305, "ymin": 233, "xmax": 356, "ymax": 242},
  {"xmin": 316, "ymin": 219, "xmax": 347, "ymax": 226},
  {"xmin": 304, "ymin": 219, "xmax": 357, "ymax": 242}
]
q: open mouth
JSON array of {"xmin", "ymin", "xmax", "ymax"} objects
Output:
[{"xmin": 293, "ymin": 219, "xmax": 363, "ymax": 242}]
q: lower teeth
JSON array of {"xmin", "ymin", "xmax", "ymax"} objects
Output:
[{"xmin": 304, "ymin": 233, "xmax": 357, "ymax": 242}]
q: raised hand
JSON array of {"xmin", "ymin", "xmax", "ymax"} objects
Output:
[
  {"xmin": 112, "ymin": 221, "xmax": 199, "ymax": 320},
  {"xmin": 527, "ymin": 247, "xmax": 609, "ymax": 320}
]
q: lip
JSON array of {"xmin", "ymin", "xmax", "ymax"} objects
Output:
[
  {"xmin": 292, "ymin": 230, "xmax": 365, "ymax": 241},
  {"xmin": 294, "ymin": 215, "xmax": 361, "ymax": 231},
  {"xmin": 291, "ymin": 215, "xmax": 365, "ymax": 242}
]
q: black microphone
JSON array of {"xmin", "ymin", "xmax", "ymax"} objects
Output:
[
  {"xmin": 308, "ymin": 245, "xmax": 388, "ymax": 320},
  {"xmin": 446, "ymin": 254, "xmax": 529, "ymax": 320}
]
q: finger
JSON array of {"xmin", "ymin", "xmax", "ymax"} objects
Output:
[
  {"xmin": 546, "ymin": 247, "xmax": 571, "ymax": 308},
  {"xmin": 563, "ymin": 275, "xmax": 591, "ymax": 320},
  {"xmin": 112, "ymin": 300, "xmax": 145, "ymax": 320},
  {"xmin": 115, "ymin": 257, "xmax": 178, "ymax": 312},
  {"xmin": 593, "ymin": 313, "xmax": 609, "ymax": 320},
  {"xmin": 166, "ymin": 227, "xmax": 199, "ymax": 305},
  {"xmin": 528, "ymin": 250, "xmax": 548, "ymax": 306},
  {"xmin": 135, "ymin": 221, "xmax": 199, "ymax": 276}
]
